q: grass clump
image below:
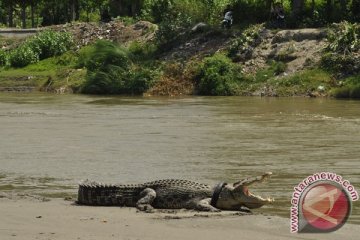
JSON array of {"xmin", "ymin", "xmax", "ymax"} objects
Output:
[
  {"xmin": 330, "ymin": 75, "xmax": 360, "ymax": 98},
  {"xmin": 252, "ymin": 61, "xmax": 287, "ymax": 82},
  {"xmin": 331, "ymin": 85, "xmax": 360, "ymax": 98},
  {"xmin": 195, "ymin": 53, "xmax": 244, "ymax": 96},
  {"xmin": 80, "ymin": 40, "xmax": 156, "ymax": 95},
  {"xmin": 128, "ymin": 41, "xmax": 158, "ymax": 62}
]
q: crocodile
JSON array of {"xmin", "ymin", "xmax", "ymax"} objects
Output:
[{"xmin": 77, "ymin": 172, "xmax": 274, "ymax": 212}]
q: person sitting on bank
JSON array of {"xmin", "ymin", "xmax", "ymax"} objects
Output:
[
  {"xmin": 271, "ymin": 2, "xmax": 285, "ymax": 28},
  {"xmin": 222, "ymin": 10, "xmax": 233, "ymax": 29}
]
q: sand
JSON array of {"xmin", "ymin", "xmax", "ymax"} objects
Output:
[{"xmin": 0, "ymin": 198, "xmax": 359, "ymax": 240}]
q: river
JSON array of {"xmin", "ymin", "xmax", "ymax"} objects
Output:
[{"xmin": 0, "ymin": 93, "xmax": 359, "ymax": 223}]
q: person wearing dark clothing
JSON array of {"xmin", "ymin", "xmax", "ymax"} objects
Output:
[
  {"xmin": 101, "ymin": 9, "xmax": 111, "ymax": 23},
  {"xmin": 271, "ymin": 2, "xmax": 285, "ymax": 28}
]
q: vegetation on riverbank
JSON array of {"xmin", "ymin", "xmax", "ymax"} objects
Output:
[
  {"xmin": 0, "ymin": 1, "xmax": 359, "ymax": 98},
  {"xmin": 0, "ymin": 0, "xmax": 359, "ymax": 29}
]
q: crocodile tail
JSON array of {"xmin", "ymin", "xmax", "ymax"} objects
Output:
[
  {"xmin": 77, "ymin": 180, "xmax": 141, "ymax": 206},
  {"xmin": 77, "ymin": 180, "xmax": 119, "ymax": 206}
]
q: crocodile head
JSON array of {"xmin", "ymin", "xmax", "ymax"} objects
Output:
[{"xmin": 216, "ymin": 172, "xmax": 274, "ymax": 210}]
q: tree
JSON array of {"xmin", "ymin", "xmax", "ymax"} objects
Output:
[
  {"xmin": 2, "ymin": 0, "xmax": 15, "ymax": 27},
  {"xmin": 17, "ymin": 0, "xmax": 28, "ymax": 28},
  {"xmin": 40, "ymin": 0, "xmax": 80, "ymax": 26},
  {"xmin": 109, "ymin": 0, "xmax": 143, "ymax": 17},
  {"xmin": 291, "ymin": 0, "xmax": 304, "ymax": 19},
  {"xmin": 0, "ymin": 1, "xmax": 7, "ymax": 25},
  {"xmin": 351, "ymin": 0, "xmax": 360, "ymax": 21},
  {"xmin": 29, "ymin": 0, "xmax": 36, "ymax": 27},
  {"xmin": 80, "ymin": 0, "xmax": 107, "ymax": 22}
]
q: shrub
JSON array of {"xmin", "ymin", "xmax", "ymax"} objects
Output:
[
  {"xmin": 0, "ymin": 50, "xmax": 8, "ymax": 66},
  {"xmin": 142, "ymin": 0, "xmax": 183, "ymax": 23},
  {"xmin": 6, "ymin": 30, "xmax": 73, "ymax": 68},
  {"xmin": 321, "ymin": 22, "xmax": 360, "ymax": 76},
  {"xmin": 30, "ymin": 30, "xmax": 73, "ymax": 59},
  {"xmin": 326, "ymin": 21, "xmax": 359, "ymax": 54},
  {"xmin": 155, "ymin": 12, "xmax": 192, "ymax": 48},
  {"xmin": 128, "ymin": 67, "xmax": 156, "ymax": 94},
  {"xmin": 195, "ymin": 53, "xmax": 243, "ymax": 95},
  {"xmin": 9, "ymin": 44, "xmax": 39, "ymax": 68},
  {"xmin": 142, "ymin": 0, "xmax": 193, "ymax": 48},
  {"xmin": 321, "ymin": 53, "xmax": 360, "ymax": 75}
]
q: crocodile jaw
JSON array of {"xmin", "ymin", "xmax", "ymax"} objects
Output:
[
  {"xmin": 234, "ymin": 172, "xmax": 274, "ymax": 209},
  {"xmin": 242, "ymin": 186, "xmax": 274, "ymax": 209}
]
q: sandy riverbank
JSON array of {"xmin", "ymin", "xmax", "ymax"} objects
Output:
[{"xmin": 0, "ymin": 198, "xmax": 359, "ymax": 240}]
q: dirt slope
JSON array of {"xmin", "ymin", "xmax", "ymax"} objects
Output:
[
  {"xmin": 160, "ymin": 26, "xmax": 327, "ymax": 75},
  {"xmin": 246, "ymin": 28, "xmax": 327, "ymax": 74}
]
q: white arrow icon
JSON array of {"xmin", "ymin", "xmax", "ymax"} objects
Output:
[{"xmin": 303, "ymin": 189, "xmax": 339, "ymax": 224}]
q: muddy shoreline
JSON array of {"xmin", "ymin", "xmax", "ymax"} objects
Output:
[{"xmin": 0, "ymin": 198, "xmax": 358, "ymax": 240}]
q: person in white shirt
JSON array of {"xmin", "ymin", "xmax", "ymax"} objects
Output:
[{"xmin": 222, "ymin": 10, "xmax": 233, "ymax": 29}]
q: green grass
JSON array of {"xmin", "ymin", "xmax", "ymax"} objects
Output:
[
  {"xmin": 340, "ymin": 75, "xmax": 360, "ymax": 86},
  {"xmin": 330, "ymin": 75, "xmax": 360, "ymax": 98},
  {"xmin": 0, "ymin": 51, "xmax": 86, "ymax": 92},
  {"xmin": 0, "ymin": 59, "xmax": 60, "ymax": 89},
  {"xmin": 253, "ymin": 61, "xmax": 287, "ymax": 83},
  {"xmin": 239, "ymin": 64, "xmax": 334, "ymax": 96},
  {"xmin": 268, "ymin": 69, "xmax": 334, "ymax": 96},
  {"xmin": 238, "ymin": 61, "xmax": 287, "ymax": 95}
]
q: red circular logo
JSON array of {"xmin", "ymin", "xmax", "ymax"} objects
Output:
[{"xmin": 301, "ymin": 182, "xmax": 351, "ymax": 232}]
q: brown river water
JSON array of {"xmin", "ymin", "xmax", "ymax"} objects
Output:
[{"xmin": 0, "ymin": 93, "xmax": 359, "ymax": 223}]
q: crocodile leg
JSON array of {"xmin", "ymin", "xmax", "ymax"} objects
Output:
[
  {"xmin": 136, "ymin": 188, "xmax": 156, "ymax": 212},
  {"xmin": 196, "ymin": 198, "xmax": 221, "ymax": 212}
]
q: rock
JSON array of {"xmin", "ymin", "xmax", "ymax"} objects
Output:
[
  {"xmin": 133, "ymin": 21, "xmax": 156, "ymax": 31},
  {"xmin": 317, "ymin": 85, "xmax": 325, "ymax": 92},
  {"xmin": 271, "ymin": 28, "xmax": 327, "ymax": 44},
  {"xmin": 191, "ymin": 22, "xmax": 209, "ymax": 33}
]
